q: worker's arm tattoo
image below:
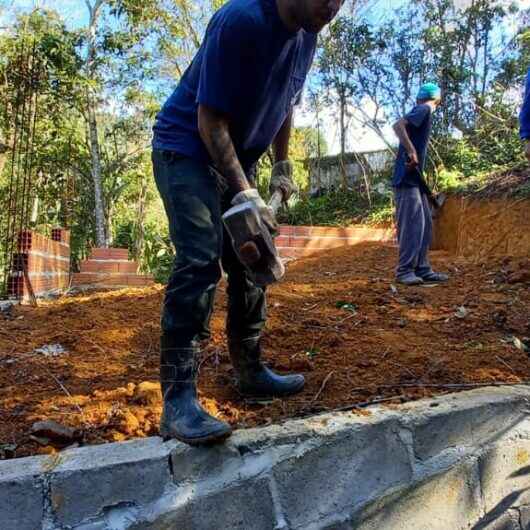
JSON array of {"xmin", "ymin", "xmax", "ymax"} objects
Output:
[
  {"xmin": 272, "ymin": 110, "xmax": 293, "ymax": 163},
  {"xmin": 198, "ymin": 104, "xmax": 250, "ymax": 195}
]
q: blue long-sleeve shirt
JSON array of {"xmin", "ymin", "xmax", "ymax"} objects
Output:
[{"xmin": 521, "ymin": 68, "xmax": 530, "ymax": 140}]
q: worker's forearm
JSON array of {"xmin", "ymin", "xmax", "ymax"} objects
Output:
[
  {"xmin": 272, "ymin": 110, "xmax": 293, "ymax": 162},
  {"xmin": 393, "ymin": 123, "xmax": 416, "ymax": 156},
  {"xmin": 198, "ymin": 105, "xmax": 250, "ymax": 195}
]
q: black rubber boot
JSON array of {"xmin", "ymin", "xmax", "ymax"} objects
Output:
[
  {"xmin": 159, "ymin": 337, "xmax": 232, "ymax": 446},
  {"xmin": 229, "ymin": 336, "xmax": 305, "ymax": 398}
]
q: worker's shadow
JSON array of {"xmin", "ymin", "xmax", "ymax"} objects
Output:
[{"xmin": 471, "ymin": 465, "xmax": 530, "ymax": 530}]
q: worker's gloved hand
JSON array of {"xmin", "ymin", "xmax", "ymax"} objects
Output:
[
  {"xmin": 269, "ymin": 160, "xmax": 297, "ymax": 202},
  {"xmin": 231, "ymin": 188, "xmax": 278, "ymax": 236}
]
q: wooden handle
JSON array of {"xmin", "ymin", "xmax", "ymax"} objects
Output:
[
  {"xmin": 268, "ymin": 190, "xmax": 284, "ymax": 216},
  {"xmin": 239, "ymin": 241, "xmax": 261, "ymax": 265}
]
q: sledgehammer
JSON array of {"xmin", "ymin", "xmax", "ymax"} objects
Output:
[
  {"xmin": 222, "ymin": 190, "xmax": 286, "ymax": 287},
  {"xmin": 238, "ymin": 190, "xmax": 284, "ymax": 266}
]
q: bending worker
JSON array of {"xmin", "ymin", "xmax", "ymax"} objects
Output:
[
  {"xmin": 391, "ymin": 83, "xmax": 449, "ymax": 286},
  {"xmin": 151, "ymin": 0, "xmax": 343, "ymax": 446},
  {"xmin": 521, "ymin": 67, "xmax": 530, "ymax": 162}
]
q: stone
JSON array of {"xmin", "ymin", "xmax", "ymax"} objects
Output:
[
  {"xmin": 133, "ymin": 381, "xmax": 161, "ymax": 406},
  {"xmin": 30, "ymin": 420, "xmax": 82, "ymax": 446},
  {"xmin": 272, "ymin": 417, "xmax": 412, "ymax": 529},
  {"xmin": 49, "ymin": 437, "xmax": 176, "ymax": 527},
  {"xmin": 354, "ymin": 459, "xmax": 483, "ymax": 530},
  {"xmin": 0, "ymin": 454, "xmax": 47, "ymax": 530}
]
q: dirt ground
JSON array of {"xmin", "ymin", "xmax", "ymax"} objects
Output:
[{"xmin": 1, "ymin": 242, "xmax": 529, "ymax": 458}]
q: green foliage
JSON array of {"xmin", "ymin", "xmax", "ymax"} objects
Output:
[
  {"xmin": 256, "ymin": 126, "xmax": 327, "ymax": 197},
  {"xmin": 278, "ymin": 188, "xmax": 394, "ymax": 227}
]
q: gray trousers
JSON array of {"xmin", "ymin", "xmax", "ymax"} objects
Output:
[{"xmin": 394, "ymin": 186, "xmax": 433, "ymax": 279}]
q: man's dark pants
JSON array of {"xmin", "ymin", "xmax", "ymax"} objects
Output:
[
  {"xmin": 152, "ymin": 149, "xmax": 266, "ymax": 347},
  {"xmin": 394, "ymin": 185, "xmax": 433, "ymax": 279}
]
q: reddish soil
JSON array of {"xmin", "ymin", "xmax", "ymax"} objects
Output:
[{"xmin": 1, "ymin": 242, "xmax": 529, "ymax": 459}]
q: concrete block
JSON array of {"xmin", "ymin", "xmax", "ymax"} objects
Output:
[
  {"xmin": 480, "ymin": 441, "xmax": 530, "ymax": 514},
  {"xmin": 0, "ymin": 455, "xmax": 46, "ymax": 530},
  {"xmin": 134, "ymin": 477, "xmax": 276, "ymax": 530},
  {"xmin": 472, "ymin": 510, "xmax": 521, "ymax": 530},
  {"xmin": 49, "ymin": 437, "xmax": 175, "ymax": 527},
  {"xmin": 72, "ymin": 520, "xmax": 108, "ymax": 530},
  {"xmin": 354, "ymin": 459, "xmax": 482, "ymax": 530},
  {"xmin": 519, "ymin": 505, "xmax": 530, "ymax": 529},
  {"xmin": 170, "ymin": 442, "xmax": 242, "ymax": 485},
  {"xmin": 272, "ymin": 417, "xmax": 412, "ymax": 529},
  {"xmin": 404, "ymin": 387, "xmax": 530, "ymax": 461}
]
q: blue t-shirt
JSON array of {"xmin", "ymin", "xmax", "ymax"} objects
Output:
[
  {"xmin": 152, "ymin": 0, "xmax": 317, "ymax": 171},
  {"xmin": 520, "ymin": 68, "xmax": 530, "ymax": 140},
  {"xmin": 392, "ymin": 104, "xmax": 433, "ymax": 187}
]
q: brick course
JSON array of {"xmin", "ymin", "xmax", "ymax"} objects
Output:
[
  {"xmin": 276, "ymin": 225, "xmax": 396, "ymax": 259},
  {"xmin": 7, "ymin": 229, "xmax": 71, "ymax": 300},
  {"xmin": 73, "ymin": 248, "xmax": 153, "ymax": 289}
]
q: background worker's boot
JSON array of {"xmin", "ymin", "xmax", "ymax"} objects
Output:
[
  {"xmin": 229, "ymin": 335, "xmax": 305, "ymax": 398},
  {"xmin": 159, "ymin": 336, "xmax": 232, "ymax": 446}
]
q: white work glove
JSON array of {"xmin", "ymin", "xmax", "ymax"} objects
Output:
[
  {"xmin": 269, "ymin": 160, "xmax": 297, "ymax": 202},
  {"xmin": 231, "ymin": 188, "xmax": 278, "ymax": 236}
]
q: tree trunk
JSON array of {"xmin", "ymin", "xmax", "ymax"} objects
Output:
[
  {"xmin": 134, "ymin": 178, "xmax": 147, "ymax": 263},
  {"xmin": 0, "ymin": 148, "xmax": 8, "ymax": 178},
  {"xmin": 86, "ymin": 0, "xmax": 106, "ymax": 248},
  {"xmin": 86, "ymin": 91, "xmax": 106, "ymax": 247},
  {"xmin": 105, "ymin": 200, "xmax": 114, "ymax": 247},
  {"xmin": 339, "ymin": 92, "xmax": 347, "ymax": 189}
]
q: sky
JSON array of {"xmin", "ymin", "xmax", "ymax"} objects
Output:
[{"xmin": 1, "ymin": 0, "xmax": 528, "ymax": 154}]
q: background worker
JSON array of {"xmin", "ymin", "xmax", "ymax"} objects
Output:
[
  {"xmin": 391, "ymin": 83, "xmax": 449, "ymax": 286},
  {"xmin": 151, "ymin": 0, "xmax": 344, "ymax": 446},
  {"xmin": 521, "ymin": 67, "xmax": 530, "ymax": 162}
]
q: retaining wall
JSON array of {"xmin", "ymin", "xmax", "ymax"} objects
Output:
[
  {"xmin": 2, "ymin": 386, "xmax": 530, "ymax": 529},
  {"xmin": 7, "ymin": 229, "xmax": 70, "ymax": 299},
  {"xmin": 276, "ymin": 225, "xmax": 396, "ymax": 259},
  {"xmin": 72, "ymin": 248, "xmax": 154, "ymax": 289},
  {"xmin": 432, "ymin": 195, "xmax": 530, "ymax": 257}
]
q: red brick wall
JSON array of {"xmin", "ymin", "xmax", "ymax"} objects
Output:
[
  {"xmin": 71, "ymin": 247, "xmax": 154, "ymax": 289},
  {"xmin": 276, "ymin": 225, "xmax": 396, "ymax": 259},
  {"xmin": 8, "ymin": 229, "xmax": 71, "ymax": 300}
]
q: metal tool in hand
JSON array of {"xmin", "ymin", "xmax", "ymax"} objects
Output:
[
  {"xmin": 405, "ymin": 156, "xmax": 446, "ymax": 211},
  {"xmin": 222, "ymin": 189, "xmax": 286, "ymax": 287}
]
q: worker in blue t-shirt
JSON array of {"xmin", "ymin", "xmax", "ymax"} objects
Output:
[
  {"xmin": 152, "ymin": 0, "xmax": 343, "ymax": 446},
  {"xmin": 521, "ymin": 68, "xmax": 530, "ymax": 161},
  {"xmin": 391, "ymin": 83, "xmax": 449, "ymax": 286}
]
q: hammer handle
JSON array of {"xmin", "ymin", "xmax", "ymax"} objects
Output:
[{"xmin": 268, "ymin": 190, "xmax": 284, "ymax": 216}]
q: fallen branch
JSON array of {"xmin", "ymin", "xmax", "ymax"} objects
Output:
[
  {"xmin": 41, "ymin": 365, "xmax": 85, "ymax": 418},
  {"xmin": 309, "ymin": 371, "xmax": 334, "ymax": 406},
  {"xmin": 496, "ymin": 356, "xmax": 516, "ymax": 374}
]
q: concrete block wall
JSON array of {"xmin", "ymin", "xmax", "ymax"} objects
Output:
[
  {"xmin": 2, "ymin": 386, "xmax": 530, "ymax": 529},
  {"xmin": 7, "ymin": 229, "xmax": 71, "ymax": 299},
  {"xmin": 276, "ymin": 225, "xmax": 396, "ymax": 259},
  {"xmin": 72, "ymin": 248, "xmax": 154, "ymax": 289}
]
